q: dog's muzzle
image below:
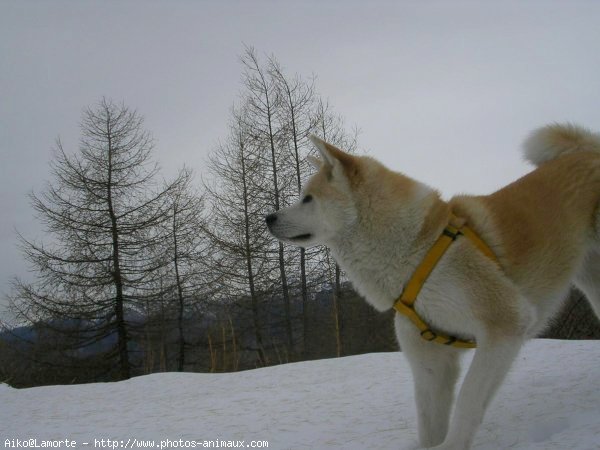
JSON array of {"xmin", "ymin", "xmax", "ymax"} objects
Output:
[
  {"xmin": 265, "ymin": 213, "xmax": 277, "ymax": 230},
  {"xmin": 265, "ymin": 212, "xmax": 313, "ymax": 243}
]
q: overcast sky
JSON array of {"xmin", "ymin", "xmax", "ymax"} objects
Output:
[{"xmin": 2, "ymin": 0, "xmax": 600, "ymax": 316}]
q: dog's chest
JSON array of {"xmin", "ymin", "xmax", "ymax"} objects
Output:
[{"xmin": 333, "ymin": 247, "xmax": 416, "ymax": 312}]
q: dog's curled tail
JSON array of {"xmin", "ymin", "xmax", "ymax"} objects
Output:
[{"xmin": 523, "ymin": 123, "xmax": 600, "ymax": 166}]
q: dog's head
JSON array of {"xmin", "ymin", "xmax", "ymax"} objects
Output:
[{"xmin": 266, "ymin": 136, "xmax": 363, "ymax": 248}]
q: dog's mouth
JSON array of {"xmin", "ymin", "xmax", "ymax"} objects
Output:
[{"xmin": 290, "ymin": 233, "xmax": 312, "ymax": 242}]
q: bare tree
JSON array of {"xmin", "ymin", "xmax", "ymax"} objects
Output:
[
  {"xmin": 158, "ymin": 167, "xmax": 210, "ymax": 371},
  {"xmin": 10, "ymin": 98, "xmax": 182, "ymax": 380},
  {"xmin": 240, "ymin": 46, "xmax": 295, "ymax": 356},
  {"xmin": 270, "ymin": 57, "xmax": 319, "ymax": 356},
  {"xmin": 204, "ymin": 105, "xmax": 272, "ymax": 365},
  {"xmin": 211, "ymin": 50, "xmax": 361, "ymax": 362}
]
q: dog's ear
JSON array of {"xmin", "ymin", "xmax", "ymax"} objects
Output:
[
  {"xmin": 307, "ymin": 155, "xmax": 323, "ymax": 170},
  {"xmin": 309, "ymin": 135, "xmax": 341, "ymax": 167},
  {"xmin": 309, "ymin": 135, "xmax": 360, "ymax": 181}
]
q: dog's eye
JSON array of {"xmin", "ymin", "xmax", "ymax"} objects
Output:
[{"xmin": 302, "ymin": 195, "xmax": 313, "ymax": 204}]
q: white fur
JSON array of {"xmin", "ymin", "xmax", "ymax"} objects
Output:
[{"xmin": 267, "ymin": 125, "xmax": 600, "ymax": 450}]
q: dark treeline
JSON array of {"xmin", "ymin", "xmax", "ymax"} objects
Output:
[
  {"xmin": 1, "ymin": 283, "xmax": 399, "ymax": 387},
  {"xmin": 1, "ymin": 48, "xmax": 598, "ymax": 388}
]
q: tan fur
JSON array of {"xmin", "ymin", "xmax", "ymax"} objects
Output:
[
  {"xmin": 267, "ymin": 126, "xmax": 600, "ymax": 449},
  {"xmin": 452, "ymin": 151, "xmax": 600, "ymax": 300}
]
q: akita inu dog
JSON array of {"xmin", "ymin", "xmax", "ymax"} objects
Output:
[{"xmin": 266, "ymin": 123, "xmax": 600, "ymax": 449}]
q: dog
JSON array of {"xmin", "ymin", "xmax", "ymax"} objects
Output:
[{"xmin": 266, "ymin": 123, "xmax": 600, "ymax": 449}]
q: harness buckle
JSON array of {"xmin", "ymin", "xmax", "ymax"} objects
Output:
[
  {"xmin": 420, "ymin": 329, "xmax": 437, "ymax": 341},
  {"xmin": 443, "ymin": 227, "xmax": 461, "ymax": 240}
]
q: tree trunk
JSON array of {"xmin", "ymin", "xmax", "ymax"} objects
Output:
[
  {"xmin": 267, "ymin": 102, "xmax": 293, "ymax": 357},
  {"xmin": 173, "ymin": 204, "xmax": 186, "ymax": 372},
  {"xmin": 106, "ymin": 123, "xmax": 130, "ymax": 380},
  {"xmin": 240, "ymin": 138, "xmax": 267, "ymax": 365},
  {"xmin": 333, "ymin": 264, "xmax": 342, "ymax": 357},
  {"xmin": 289, "ymin": 100, "xmax": 309, "ymax": 357}
]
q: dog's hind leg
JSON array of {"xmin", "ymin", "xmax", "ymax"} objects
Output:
[
  {"xmin": 436, "ymin": 334, "xmax": 524, "ymax": 450},
  {"xmin": 395, "ymin": 315, "xmax": 461, "ymax": 448},
  {"xmin": 574, "ymin": 247, "xmax": 600, "ymax": 320}
]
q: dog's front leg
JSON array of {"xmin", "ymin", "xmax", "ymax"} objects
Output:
[
  {"xmin": 434, "ymin": 335, "xmax": 523, "ymax": 450},
  {"xmin": 395, "ymin": 316, "xmax": 461, "ymax": 448}
]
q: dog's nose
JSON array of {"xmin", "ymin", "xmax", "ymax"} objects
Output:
[{"xmin": 265, "ymin": 213, "xmax": 277, "ymax": 227}]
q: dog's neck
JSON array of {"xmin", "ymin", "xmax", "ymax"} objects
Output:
[{"xmin": 329, "ymin": 183, "xmax": 450, "ymax": 312}]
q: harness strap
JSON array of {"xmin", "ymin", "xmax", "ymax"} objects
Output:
[{"xmin": 393, "ymin": 215, "xmax": 499, "ymax": 349}]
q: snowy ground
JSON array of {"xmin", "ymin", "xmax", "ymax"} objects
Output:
[{"xmin": 2, "ymin": 340, "xmax": 599, "ymax": 450}]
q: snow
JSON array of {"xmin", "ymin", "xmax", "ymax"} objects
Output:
[{"xmin": 1, "ymin": 340, "xmax": 599, "ymax": 450}]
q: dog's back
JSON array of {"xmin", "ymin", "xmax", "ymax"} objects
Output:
[{"xmin": 453, "ymin": 124, "xmax": 600, "ymax": 325}]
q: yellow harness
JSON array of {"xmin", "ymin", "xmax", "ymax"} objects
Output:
[{"xmin": 393, "ymin": 215, "xmax": 499, "ymax": 349}]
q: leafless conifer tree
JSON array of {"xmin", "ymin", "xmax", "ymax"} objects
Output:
[
  {"xmin": 240, "ymin": 46, "xmax": 296, "ymax": 356},
  {"xmin": 10, "ymin": 98, "xmax": 184, "ymax": 380},
  {"xmin": 269, "ymin": 57, "xmax": 319, "ymax": 356},
  {"xmin": 203, "ymin": 105, "xmax": 271, "ymax": 365},
  {"xmin": 161, "ymin": 168, "xmax": 210, "ymax": 371}
]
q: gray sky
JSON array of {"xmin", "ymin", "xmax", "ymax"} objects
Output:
[{"xmin": 2, "ymin": 0, "xmax": 600, "ymax": 317}]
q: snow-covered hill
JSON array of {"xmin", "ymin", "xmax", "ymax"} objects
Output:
[{"xmin": 2, "ymin": 340, "xmax": 599, "ymax": 450}]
